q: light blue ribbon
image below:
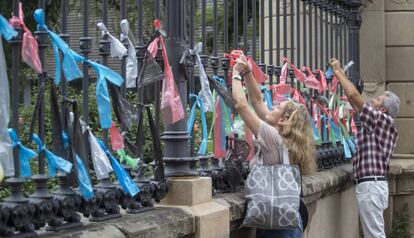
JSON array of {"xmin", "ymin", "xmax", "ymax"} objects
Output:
[
  {"xmin": 321, "ymin": 116, "xmax": 328, "ymax": 143},
  {"xmin": 32, "ymin": 133, "xmax": 72, "ymax": 177},
  {"xmin": 34, "ymin": 9, "xmax": 84, "ymax": 85},
  {"xmin": 75, "ymin": 154, "xmax": 95, "ymax": 200},
  {"xmin": 261, "ymin": 85, "xmax": 272, "ymax": 110},
  {"xmin": 187, "ymin": 94, "xmax": 208, "ymax": 155},
  {"xmin": 0, "ymin": 15, "xmax": 18, "ymax": 41},
  {"xmin": 347, "ymin": 137, "xmax": 356, "ymax": 155},
  {"xmin": 97, "ymin": 139, "xmax": 140, "ymax": 197},
  {"xmin": 34, "ymin": 9, "xmax": 124, "ymax": 129},
  {"xmin": 325, "ymin": 67, "xmax": 334, "ymax": 80},
  {"xmin": 342, "ymin": 136, "xmax": 352, "ymax": 159},
  {"xmin": 212, "ymin": 75, "xmax": 233, "ymax": 131},
  {"xmin": 310, "ymin": 115, "xmax": 322, "ymax": 146},
  {"xmin": 8, "ymin": 128, "xmax": 37, "ymax": 178},
  {"xmin": 88, "ymin": 61, "xmax": 124, "ymax": 129},
  {"xmin": 329, "ymin": 118, "xmax": 341, "ymax": 142},
  {"xmin": 62, "ymin": 131, "xmax": 69, "ymax": 150}
]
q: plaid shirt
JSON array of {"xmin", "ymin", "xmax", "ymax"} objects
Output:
[{"xmin": 353, "ymin": 103, "xmax": 398, "ymax": 179}]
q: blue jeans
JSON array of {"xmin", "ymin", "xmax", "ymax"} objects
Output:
[{"xmin": 256, "ymin": 228, "xmax": 302, "ymax": 238}]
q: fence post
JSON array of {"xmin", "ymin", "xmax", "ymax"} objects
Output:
[{"xmin": 162, "ymin": 0, "xmax": 197, "ymax": 177}]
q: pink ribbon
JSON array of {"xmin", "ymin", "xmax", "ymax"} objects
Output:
[
  {"xmin": 151, "ymin": 19, "xmax": 185, "ymax": 124},
  {"xmin": 10, "ymin": 2, "xmax": 42, "ymax": 73},
  {"xmin": 303, "ymin": 67, "xmax": 322, "ymax": 92}
]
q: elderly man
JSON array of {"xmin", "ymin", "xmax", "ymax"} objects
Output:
[{"xmin": 330, "ymin": 58, "xmax": 399, "ymax": 238}]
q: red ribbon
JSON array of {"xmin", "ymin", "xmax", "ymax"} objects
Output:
[
  {"xmin": 331, "ymin": 75, "xmax": 339, "ymax": 93},
  {"xmin": 109, "ymin": 122, "xmax": 125, "ymax": 151},
  {"xmin": 303, "ymin": 67, "xmax": 322, "ymax": 92},
  {"xmin": 280, "ymin": 60, "xmax": 289, "ymax": 84},
  {"xmin": 225, "ymin": 50, "xmax": 268, "ymax": 84},
  {"xmin": 316, "ymin": 69, "xmax": 328, "ymax": 91}
]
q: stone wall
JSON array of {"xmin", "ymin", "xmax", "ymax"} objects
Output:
[{"xmin": 36, "ymin": 160, "xmax": 414, "ymax": 238}]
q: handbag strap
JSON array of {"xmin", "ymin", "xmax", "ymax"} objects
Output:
[
  {"xmin": 281, "ymin": 141, "xmax": 304, "ymax": 197},
  {"xmin": 282, "ymin": 145, "xmax": 289, "ymax": 165}
]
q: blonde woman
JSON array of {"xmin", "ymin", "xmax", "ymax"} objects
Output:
[{"xmin": 231, "ymin": 54, "xmax": 316, "ymax": 238}]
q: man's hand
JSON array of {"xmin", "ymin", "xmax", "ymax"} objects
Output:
[
  {"xmin": 329, "ymin": 58, "xmax": 344, "ymax": 74},
  {"xmin": 328, "ymin": 58, "xmax": 364, "ymax": 111}
]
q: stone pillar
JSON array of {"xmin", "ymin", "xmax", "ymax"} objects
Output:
[
  {"xmin": 159, "ymin": 177, "xmax": 230, "ymax": 238},
  {"xmin": 359, "ymin": 0, "xmax": 386, "ymax": 99},
  {"xmin": 384, "ymin": 0, "xmax": 414, "ymax": 154}
]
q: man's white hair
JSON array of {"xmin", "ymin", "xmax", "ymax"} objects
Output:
[{"xmin": 383, "ymin": 91, "xmax": 400, "ymax": 119}]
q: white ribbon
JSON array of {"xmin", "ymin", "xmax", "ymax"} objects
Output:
[
  {"xmin": 89, "ymin": 131, "xmax": 113, "ymax": 180},
  {"xmin": 0, "ymin": 38, "xmax": 14, "ymax": 177},
  {"xmin": 97, "ymin": 22, "xmax": 127, "ymax": 59},
  {"xmin": 120, "ymin": 19, "xmax": 138, "ymax": 88},
  {"xmin": 192, "ymin": 42, "xmax": 214, "ymax": 112}
]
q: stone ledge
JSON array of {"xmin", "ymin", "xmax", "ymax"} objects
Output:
[
  {"xmin": 389, "ymin": 159, "xmax": 414, "ymax": 175},
  {"xmin": 38, "ymin": 207, "xmax": 194, "ymax": 238}
]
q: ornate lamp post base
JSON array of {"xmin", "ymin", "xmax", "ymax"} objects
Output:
[{"xmin": 0, "ymin": 177, "xmax": 36, "ymax": 237}]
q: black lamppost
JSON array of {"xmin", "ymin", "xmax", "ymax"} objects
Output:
[{"xmin": 162, "ymin": 0, "xmax": 198, "ymax": 177}]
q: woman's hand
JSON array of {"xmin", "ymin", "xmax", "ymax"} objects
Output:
[{"xmin": 233, "ymin": 54, "xmax": 249, "ymax": 75}]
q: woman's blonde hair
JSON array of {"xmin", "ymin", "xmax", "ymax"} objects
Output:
[{"xmin": 279, "ymin": 101, "xmax": 316, "ymax": 175}]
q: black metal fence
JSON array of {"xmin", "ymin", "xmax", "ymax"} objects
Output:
[{"xmin": 0, "ymin": 0, "xmax": 362, "ymax": 236}]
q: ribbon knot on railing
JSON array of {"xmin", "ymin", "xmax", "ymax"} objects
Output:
[
  {"xmin": 32, "ymin": 133, "xmax": 72, "ymax": 177},
  {"xmin": 34, "ymin": 9, "xmax": 84, "ymax": 85},
  {"xmin": 10, "ymin": 2, "xmax": 42, "ymax": 73},
  {"xmin": 97, "ymin": 22, "xmax": 127, "ymax": 59},
  {"xmin": 8, "ymin": 128, "xmax": 37, "ymax": 178},
  {"xmin": 120, "ymin": 19, "xmax": 138, "ymax": 89}
]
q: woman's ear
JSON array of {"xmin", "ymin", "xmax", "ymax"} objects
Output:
[
  {"xmin": 277, "ymin": 117, "xmax": 288, "ymax": 126},
  {"xmin": 381, "ymin": 107, "xmax": 388, "ymax": 114}
]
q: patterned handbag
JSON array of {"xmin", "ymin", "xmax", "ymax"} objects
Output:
[{"xmin": 242, "ymin": 145, "xmax": 302, "ymax": 229}]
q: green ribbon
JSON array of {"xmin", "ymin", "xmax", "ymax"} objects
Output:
[{"xmin": 117, "ymin": 149, "xmax": 139, "ymax": 170}]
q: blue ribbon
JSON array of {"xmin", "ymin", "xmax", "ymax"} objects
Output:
[
  {"xmin": 310, "ymin": 115, "xmax": 321, "ymax": 146},
  {"xmin": 34, "ymin": 9, "xmax": 84, "ymax": 85},
  {"xmin": 75, "ymin": 154, "xmax": 95, "ymax": 200},
  {"xmin": 325, "ymin": 67, "xmax": 334, "ymax": 80},
  {"xmin": 261, "ymin": 86, "xmax": 273, "ymax": 110},
  {"xmin": 212, "ymin": 76, "xmax": 233, "ymax": 131},
  {"xmin": 34, "ymin": 9, "xmax": 125, "ymax": 129},
  {"xmin": 329, "ymin": 118, "xmax": 341, "ymax": 142},
  {"xmin": 0, "ymin": 15, "xmax": 17, "ymax": 41},
  {"xmin": 342, "ymin": 136, "xmax": 352, "ymax": 159},
  {"xmin": 8, "ymin": 128, "xmax": 37, "ymax": 178},
  {"xmin": 89, "ymin": 61, "xmax": 124, "ymax": 129},
  {"xmin": 187, "ymin": 94, "xmax": 208, "ymax": 155},
  {"xmin": 321, "ymin": 116, "xmax": 328, "ymax": 143},
  {"xmin": 32, "ymin": 133, "xmax": 72, "ymax": 177},
  {"xmin": 97, "ymin": 139, "xmax": 140, "ymax": 197},
  {"xmin": 347, "ymin": 137, "xmax": 356, "ymax": 155},
  {"xmin": 62, "ymin": 131, "xmax": 69, "ymax": 150}
]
